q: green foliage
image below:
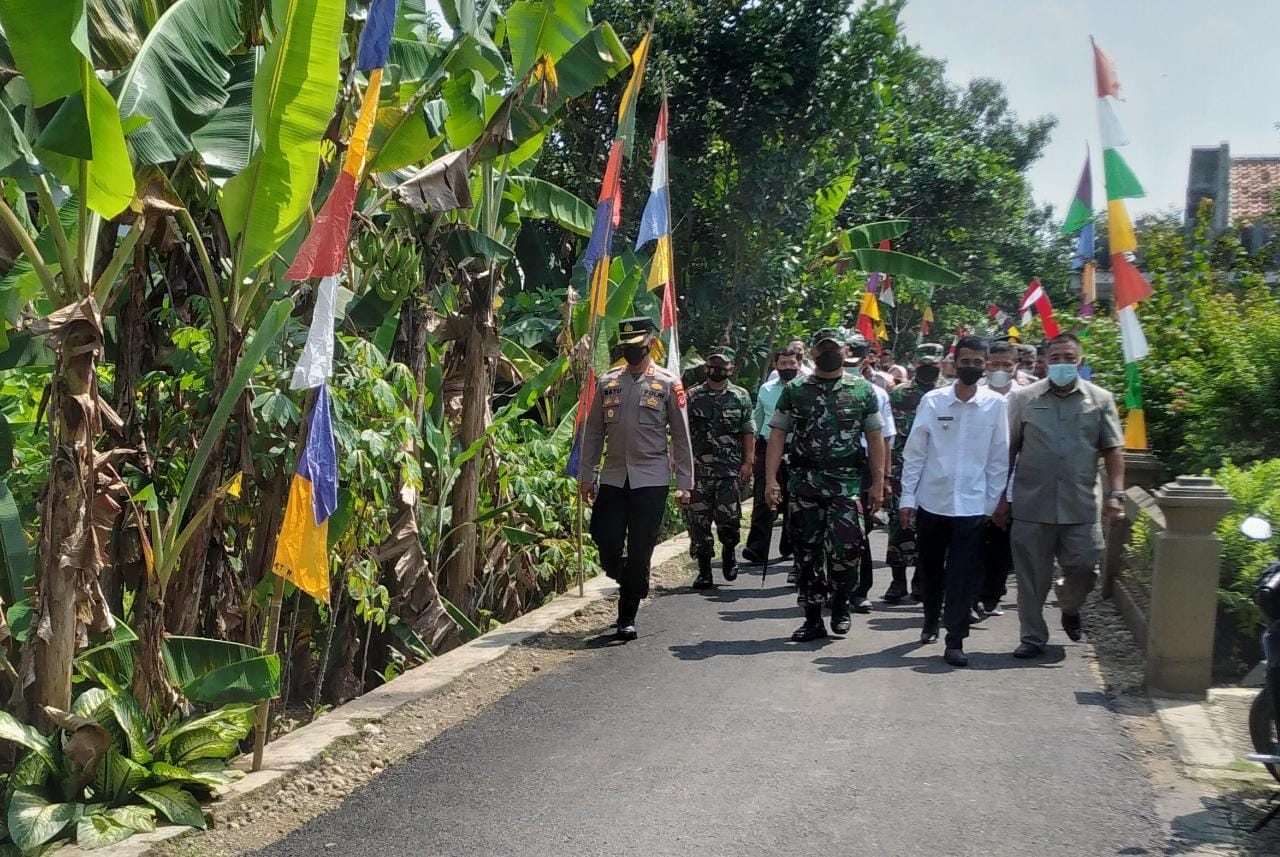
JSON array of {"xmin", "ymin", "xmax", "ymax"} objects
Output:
[
  {"xmin": 1083, "ymin": 210, "xmax": 1280, "ymax": 474},
  {"xmin": 0, "ymin": 693, "xmax": 251, "ymax": 851}
]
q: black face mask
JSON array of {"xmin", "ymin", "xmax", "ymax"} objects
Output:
[
  {"xmin": 915, "ymin": 364, "xmax": 941, "ymax": 385},
  {"xmin": 777, "ymin": 368, "xmax": 799, "ymax": 382},
  {"xmin": 814, "ymin": 351, "xmax": 845, "ymax": 372},
  {"xmin": 956, "ymin": 366, "xmax": 984, "ymax": 386},
  {"xmin": 622, "ymin": 344, "xmax": 649, "ymax": 366},
  {"xmin": 706, "ymin": 367, "xmax": 730, "ymax": 382}
]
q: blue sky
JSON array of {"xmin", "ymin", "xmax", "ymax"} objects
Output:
[{"xmin": 899, "ymin": 0, "xmax": 1280, "ymax": 218}]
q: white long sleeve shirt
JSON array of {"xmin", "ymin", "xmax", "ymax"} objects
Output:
[{"xmin": 899, "ymin": 384, "xmax": 1009, "ymax": 517}]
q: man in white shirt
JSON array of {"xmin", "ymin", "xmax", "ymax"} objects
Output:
[
  {"xmin": 846, "ymin": 335, "xmax": 896, "ymax": 612},
  {"xmin": 899, "ymin": 335, "xmax": 1009, "ymax": 667},
  {"xmin": 975, "ymin": 339, "xmax": 1021, "ymax": 617}
]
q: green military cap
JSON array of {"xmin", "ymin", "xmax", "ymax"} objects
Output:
[
  {"xmin": 705, "ymin": 346, "xmax": 736, "ymax": 362},
  {"xmin": 811, "ymin": 327, "xmax": 843, "ymax": 346},
  {"xmin": 844, "ymin": 330, "xmax": 869, "ymax": 350},
  {"xmin": 915, "ymin": 343, "xmax": 944, "ymax": 364},
  {"xmin": 618, "ymin": 316, "xmax": 656, "ymax": 345}
]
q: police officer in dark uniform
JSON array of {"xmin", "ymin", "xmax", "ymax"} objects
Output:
[{"xmin": 579, "ymin": 317, "xmax": 694, "ymax": 641}]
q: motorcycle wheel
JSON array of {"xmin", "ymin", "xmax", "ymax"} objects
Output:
[{"xmin": 1248, "ymin": 687, "xmax": 1280, "ymax": 783}]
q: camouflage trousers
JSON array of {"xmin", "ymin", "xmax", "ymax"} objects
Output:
[
  {"xmin": 787, "ymin": 488, "xmax": 864, "ymax": 608},
  {"xmin": 884, "ymin": 457, "xmax": 917, "ymax": 571},
  {"xmin": 686, "ymin": 476, "xmax": 742, "ymax": 559}
]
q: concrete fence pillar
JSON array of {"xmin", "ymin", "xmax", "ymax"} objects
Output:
[{"xmin": 1146, "ymin": 476, "xmax": 1235, "ymax": 698}]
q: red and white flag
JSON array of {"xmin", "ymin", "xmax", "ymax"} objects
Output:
[{"xmin": 1019, "ymin": 279, "xmax": 1060, "ymax": 338}]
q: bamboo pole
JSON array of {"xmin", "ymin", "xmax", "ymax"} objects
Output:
[
  {"xmin": 252, "ymin": 388, "xmax": 317, "ymax": 772},
  {"xmin": 575, "ymin": 490, "xmax": 585, "ymax": 597}
]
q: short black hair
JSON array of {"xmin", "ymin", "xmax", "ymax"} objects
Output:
[
  {"xmin": 954, "ymin": 335, "xmax": 989, "ymax": 358},
  {"xmin": 988, "ymin": 341, "xmax": 1017, "ymax": 358},
  {"xmin": 774, "ymin": 347, "xmax": 800, "ymax": 363},
  {"xmin": 1047, "ymin": 332, "xmax": 1082, "ymax": 351}
]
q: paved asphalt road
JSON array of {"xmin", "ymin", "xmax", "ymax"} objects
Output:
[{"xmin": 252, "ymin": 531, "xmax": 1165, "ymax": 857}]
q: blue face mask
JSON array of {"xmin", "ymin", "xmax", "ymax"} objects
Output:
[{"xmin": 1047, "ymin": 363, "xmax": 1079, "ymax": 386}]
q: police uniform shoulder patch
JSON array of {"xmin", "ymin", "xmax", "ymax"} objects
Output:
[{"xmin": 674, "ymin": 382, "xmax": 687, "ymax": 408}]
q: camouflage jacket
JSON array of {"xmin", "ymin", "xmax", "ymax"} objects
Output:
[
  {"xmin": 889, "ymin": 380, "xmax": 938, "ymax": 451},
  {"xmin": 686, "ymin": 382, "xmax": 754, "ymax": 478},
  {"xmin": 769, "ymin": 374, "xmax": 881, "ymax": 494}
]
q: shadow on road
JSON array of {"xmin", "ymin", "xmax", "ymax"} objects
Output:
[
  {"xmin": 668, "ymin": 635, "xmax": 837, "ymax": 660},
  {"xmin": 717, "ymin": 606, "xmax": 797, "ymax": 622},
  {"xmin": 1161, "ymin": 791, "xmax": 1280, "ymax": 854},
  {"xmin": 811, "ymin": 641, "xmax": 1067, "ymax": 674}
]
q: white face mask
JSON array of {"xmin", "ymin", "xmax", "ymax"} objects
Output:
[{"xmin": 987, "ymin": 369, "xmax": 1013, "ymax": 388}]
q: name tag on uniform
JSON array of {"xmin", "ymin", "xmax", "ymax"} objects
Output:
[{"xmin": 937, "ymin": 415, "xmax": 954, "ymax": 430}]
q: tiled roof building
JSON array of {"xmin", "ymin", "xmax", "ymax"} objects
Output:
[{"xmin": 1228, "ymin": 156, "xmax": 1280, "ymax": 224}]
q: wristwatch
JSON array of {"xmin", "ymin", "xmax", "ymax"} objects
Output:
[{"xmin": 1105, "ymin": 490, "xmax": 1126, "ymax": 501}]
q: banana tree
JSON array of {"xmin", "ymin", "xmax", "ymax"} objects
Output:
[
  {"xmin": 381, "ymin": 0, "xmax": 628, "ymax": 611},
  {"xmin": 0, "ymin": 0, "xmax": 326, "ymax": 726}
]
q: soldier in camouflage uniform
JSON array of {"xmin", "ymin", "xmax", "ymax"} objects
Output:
[
  {"xmin": 684, "ymin": 347, "xmax": 755, "ymax": 589},
  {"xmin": 765, "ymin": 328, "xmax": 885, "ymax": 641},
  {"xmin": 883, "ymin": 343, "xmax": 944, "ymax": 603}
]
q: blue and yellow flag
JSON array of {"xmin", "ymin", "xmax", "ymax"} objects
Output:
[{"xmin": 274, "ymin": 386, "xmax": 338, "ymax": 603}]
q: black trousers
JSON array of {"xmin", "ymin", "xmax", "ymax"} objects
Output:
[
  {"xmin": 977, "ymin": 520, "xmax": 1012, "ymax": 609},
  {"xmin": 915, "ymin": 509, "xmax": 985, "ymax": 648},
  {"xmin": 590, "ymin": 480, "xmax": 669, "ymax": 625},
  {"xmin": 745, "ymin": 438, "xmax": 792, "ymax": 559}
]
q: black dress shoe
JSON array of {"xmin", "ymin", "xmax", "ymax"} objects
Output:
[
  {"xmin": 944, "ymin": 647, "xmax": 968, "ymax": 667},
  {"xmin": 1062, "ymin": 612, "xmax": 1083, "ymax": 642},
  {"xmin": 920, "ymin": 621, "xmax": 939, "ymax": 645},
  {"xmin": 968, "ymin": 606, "xmax": 984, "ymax": 624},
  {"xmin": 831, "ymin": 612, "xmax": 852, "ymax": 635},
  {"xmin": 741, "ymin": 547, "xmax": 765, "ymax": 564},
  {"xmin": 909, "ymin": 588, "xmax": 923, "ymax": 603},
  {"xmin": 852, "ymin": 597, "xmax": 872, "ymax": 614},
  {"xmin": 617, "ymin": 624, "xmax": 638, "ymax": 641},
  {"xmin": 1013, "ymin": 642, "xmax": 1043, "ymax": 659},
  {"xmin": 692, "ymin": 573, "xmax": 713, "ymax": 590},
  {"xmin": 785, "ymin": 570, "xmax": 797, "ymax": 584}
]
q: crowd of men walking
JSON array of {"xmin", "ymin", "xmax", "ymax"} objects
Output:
[{"xmin": 577, "ymin": 316, "xmax": 1125, "ymax": 667}]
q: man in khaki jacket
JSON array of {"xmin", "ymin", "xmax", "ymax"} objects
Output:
[{"xmin": 993, "ymin": 333, "xmax": 1126, "ymax": 658}]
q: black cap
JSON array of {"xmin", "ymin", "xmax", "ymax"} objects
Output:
[{"xmin": 618, "ymin": 316, "xmax": 656, "ymax": 345}]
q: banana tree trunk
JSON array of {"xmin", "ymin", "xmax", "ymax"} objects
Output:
[
  {"xmin": 166, "ymin": 330, "xmax": 244, "ymax": 634},
  {"xmin": 19, "ymin": 301, "xmax": 114, "ymax": 732},
  {"xmin": 385, "ymin": 296, "xmax": 459, "ymax": 650},
  {"xmin": 443, "ymin": 302, "xmax": 497, "ymax": 609}
]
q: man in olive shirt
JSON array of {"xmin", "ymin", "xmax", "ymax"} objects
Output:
[
  {"xmin": 579, "ymin": 317, "xmax": 694, "ymax": 641},
  {"xmin": 993, "ymin": 333, "xmax": 1126, "ymax": 658}
]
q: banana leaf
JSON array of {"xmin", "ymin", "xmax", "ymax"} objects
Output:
[
  {"xmin": 506, "ymin": 176, "xmax": 592, "ymax": 236},
  {"xmin": 837, "ymin": 247, "xmax": 961, "ymax": 286},
  {"xmin": 162, "ymin": 637, "xmax": 281, "ymax": 704},
  {"xmin": 114, "ymin": 0, "xmax": 246, "ymax": 166},
  {"xmin": 220, "ymin": 0, "xmax": 344, "ymax": 272},
  {"xmin": 0, "ymin": 0, "xmax": 84, "ymax": 106},
  {"xmin": 0, "ymin": 476, "xmax": 31, "ymax": 609},
  {"xmin": 846, "ymin": 220, "xmax": 911, "ymax": 248},
  {"xmin": 192, "ymin": 52, "xmax": 255, "ymax": 179},
  {"xmin": 35, "ymin": 76, "xmax": 137, "ymax": 218},
  {"xmin": 505, "ymin": 0, "xmax": 590, "ymax": 79}
]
